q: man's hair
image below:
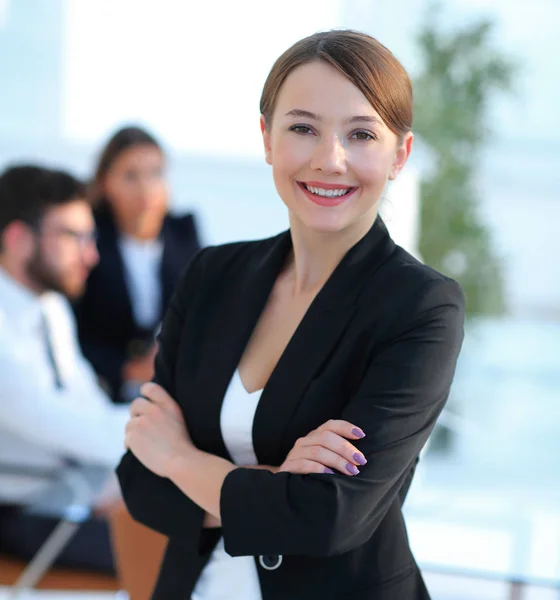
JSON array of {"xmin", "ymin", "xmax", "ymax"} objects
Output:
[{"xmin": 0, "ymin": 165, "xmax": 87, "ymax": 240}]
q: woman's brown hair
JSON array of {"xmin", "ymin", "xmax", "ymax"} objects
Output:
[
  {"xmin": 260, "ymin": 30, "xmax": 412, "ymax": 140},
  {"xmin": 91, "ymin": 126, "xmax": 164, "ymax": 205}
]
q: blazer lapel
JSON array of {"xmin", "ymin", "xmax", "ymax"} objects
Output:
[
  {"xmin": 189, "ymin": 218, "xmax": 394, "ymax": 466},
  {"xmin": 253, "ymin": 218, "xmax": 395, "ymax": 466},
  {"xmin": 159, "ymin": 218, "xmax": 176, "ymax": 315},
  {"xmin": 95, "ymin": 212, "xmax": 135, "ymax": 333},
  {"xmin": 188, "ymin": 232, "xmax": 292, "ymax": 460}
]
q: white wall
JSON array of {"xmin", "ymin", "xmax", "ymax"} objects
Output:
[{"xmin": 0, "ymin": 0, "xmax": 557, "ymax": 316}]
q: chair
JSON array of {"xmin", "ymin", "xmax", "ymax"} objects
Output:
[
  {"xmin": 0, "ymin": 465, "xmax": 114, "ymax": 598},
  {"xmin": 108, "ymin": 504, "xmax": 167, "ymax": 600},
  {"xmin": 0, "ymin": 553, "xmax": 119, "ymax": 592}
]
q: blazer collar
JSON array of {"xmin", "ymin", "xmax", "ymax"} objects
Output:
[
  {"xmin": 253, "ymin": 217, "xmax": 395, "ymax": 464},
  {"xmin": 192, "ymin": 217, "xmax": 395, "ymax": 465},
  {"xmin": 243, "ymin": 214, "xmax": 394, "ymax": 309}
]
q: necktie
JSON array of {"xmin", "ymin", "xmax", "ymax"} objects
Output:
[
  {"xmin": 40, "ymin": 309, "xmax": 63, "ymax": 390},
  {"xmin": 40, "ymin": 309, "xmax": 80, "ymax": 469}
]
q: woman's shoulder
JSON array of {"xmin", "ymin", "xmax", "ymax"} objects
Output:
[
  {"xmin": 390, "ymin": 244, "xmax": 460, "ymax": 288},
  {"xmin": 163, "ymin": 212, "xmax": 197, "ymax": 236},
  {"xmin": 364, "ymin": 242, "xmax": 465, "ymax": 319},
  {"xmin": 179, "ymin": 231, "xmax": 287, "ymax": 286},
  {"xmin": 200, "ymin": 231, "xmax": 286, "ymax": 267}
]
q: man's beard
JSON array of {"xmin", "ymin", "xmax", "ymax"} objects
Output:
[{"xmin": 25, "ymin": 250, "xmax": 81, "ymax": 299}]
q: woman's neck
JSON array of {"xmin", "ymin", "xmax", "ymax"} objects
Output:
[
  {"xmin": 118, "ymin": 222, "xmax": 161, "ymax": 242},
  {"xmin": 286, "ymin": 210, "xmax": 378, "ymax": 295}
]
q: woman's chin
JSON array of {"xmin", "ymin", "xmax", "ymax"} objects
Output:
[
  {"xmin": 298, "ymin": 213, "xmax": 352, "ymax": 234},
  {"xmin": 288, "ymin": 203, "xmax": 362, "ymax": 235}
]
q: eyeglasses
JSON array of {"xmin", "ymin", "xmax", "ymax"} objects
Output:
[{"xmin": 36, "ymin": 226, "xmax": 98, "ymax": 248}]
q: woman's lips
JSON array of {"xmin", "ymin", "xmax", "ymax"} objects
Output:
[{"xmin": 297, "ymin": 181, "xmax": 357, "ymax": 207}]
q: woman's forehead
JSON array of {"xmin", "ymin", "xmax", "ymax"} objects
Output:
[{"xmin": 273, "ymin": 61, "xmax": 383, "ymax": 124}]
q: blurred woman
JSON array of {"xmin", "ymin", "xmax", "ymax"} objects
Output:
[{"xmin": 74, "ymin": 126, "xmax": 201, "ymax": 403}]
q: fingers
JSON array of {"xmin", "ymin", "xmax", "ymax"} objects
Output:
[
  {"xmin": 124, "ymin": 414, "xmax": 140, "ymax": 450},
  {"xmin": 278, "ymin": 459, "xmax": 331, "ymax": 475},
  {"xmin": 139, "ymin": 382, "xmax": 182, "ymax": 418},
  {"xmin": 129, "ymin": 397, "xmax": 153, "ymax": 418},
  {"xmin": 140, "ymin": 382, "xmax": 170, "ymax": 405},
  {"xmin": 316, "ymin": 419, "xmax": 365, "ymax": 440},
  {"xmin": 298, "ymin": 430, "xmax": 367, "ymax": 473},
  {"xmin": 296, "ymin": 444, "xmax": 363, "ymax": 476}
]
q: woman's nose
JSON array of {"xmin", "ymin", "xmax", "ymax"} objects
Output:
[{"xmin": 309, "ymin": 135, "xmax": 347, "ymax": 174}]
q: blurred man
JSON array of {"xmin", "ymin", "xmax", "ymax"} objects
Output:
[{"xmin": 0, "ymin": 165, "xmax": 130, "ymax": 573}]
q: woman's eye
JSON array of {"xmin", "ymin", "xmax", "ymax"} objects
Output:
[
  {"xmin": 352, "ymin": 130, "xmax": 376, "ymax": 141},
  {"xmin": 289, "ymin": 124, "xmax": 314, "ymax": 135}
]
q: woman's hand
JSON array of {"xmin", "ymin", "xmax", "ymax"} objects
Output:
[
  {"xmin": 125, "ymin": 382, "xmax": 192, "ymax": 478},
  {"xmin": 200, "ymin": 420, "xmax": 366, "ymax": 529},
  {"xmin": 278, "ymin": 420, "xmax": 367, "ymax": 476}
]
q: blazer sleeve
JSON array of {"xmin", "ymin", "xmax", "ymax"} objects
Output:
[
  {"xmin": 220, "ymin": 277, "xmax": 465, "ymax": 558},
  {"xmin": 116, "ymin": 247, "xmax": 217, "ymax": 553}
]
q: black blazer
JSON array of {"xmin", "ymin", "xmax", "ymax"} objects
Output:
[
  {"xmin": 117, "ymin": 218, "xmax": 465, "ymax": 599},
  {"xmin": 74, "ymin": 208, "xmax": 201, "ymax": 402}
]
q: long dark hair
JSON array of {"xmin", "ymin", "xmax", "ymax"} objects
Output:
[{"xmin": 92, "ymin": 125, "xmax": 164, "ymax": 208}]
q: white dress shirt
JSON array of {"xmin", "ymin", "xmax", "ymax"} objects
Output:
[
  {"xmin": 118, "ymin": 235, "xmax": 163, "ymax": 329},
  {"xmin": 0, "ymin": 267, "xmax": 129, "ymax": 503},
  {"xmin": 192, "ymin": 369, "xmax": 263, "ymax": 600}
]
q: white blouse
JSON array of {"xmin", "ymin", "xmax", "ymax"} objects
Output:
[
  {"xmin": 191, "ymin": 369, "xmax": 263, "ymax": 600},
  {"xmin": 118, "ymin": 235, "xmax": 163, "ymax": 329}
]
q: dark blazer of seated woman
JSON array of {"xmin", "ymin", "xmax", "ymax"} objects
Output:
[
  {"xmin": 74, "ymin": 206, "xmax": 200, "ymax": 403},
  {"xmin": 73, "ymin": 125, "xmax": 201, "ymax": 403},
  {"xmin": 116, "ymin": 217, "xmax": 465, "ymax": 599}
]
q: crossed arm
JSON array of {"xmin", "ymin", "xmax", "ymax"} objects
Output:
[
  {"xmin": 117, "ymin": 265, "xmax": 464, "ymax": 557},
  {"xmin": 124, "ymin": 383, "xmax": 366, "ymax": 523}
]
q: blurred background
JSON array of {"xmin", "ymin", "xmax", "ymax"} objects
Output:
[{"xmin": 0, "ymin": 0, "xmax": 558, "ymax": 598}]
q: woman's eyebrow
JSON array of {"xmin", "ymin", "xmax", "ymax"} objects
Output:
[{"xmin": 285, "ymin": 109, "xmax": 382, "ymax": 126}]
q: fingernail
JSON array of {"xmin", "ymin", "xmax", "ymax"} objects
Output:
[
  {"xmin": 324, "ymin": 467, "xmax": 335, "ymax": 474},
  {"xmin": 346, "ymin": 463, "xmax": 360, "ymax": 475},
  {"xmin": 351, "ymin": 427, "xmax": 365, "ymax": 438},
  {"xmin": 353, "ymin": 452, "xmax": 367, "ymax": 466}
]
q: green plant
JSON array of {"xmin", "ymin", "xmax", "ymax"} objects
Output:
[{"xmin": 413, "ymin": 10, "xmax": 518, "ymax": 316}]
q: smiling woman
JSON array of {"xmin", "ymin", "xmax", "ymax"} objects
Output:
[
  {"xmin": 117, "ymin": 29, "xmax": 465, "ymax": 600},
  {"xmin": 260, "ymin": 57, "xmax": 412, "ymax": 236}
]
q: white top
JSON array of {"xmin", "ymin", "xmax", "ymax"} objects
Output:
[
  {"xmin": 118, "ymin": 235, "xmax": 163, "ymax": 329},
  {"xmin": 192, "ymin": 369, "xmax": 263, "ymax": 600},
  {"xmin": 0, "ymin": 267, "xmax": 129, "ymax": 503}
]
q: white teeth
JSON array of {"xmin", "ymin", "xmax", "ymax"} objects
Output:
[{"xmin": 304, "ymin": 184, "xmax": 350, "ymax": 198}]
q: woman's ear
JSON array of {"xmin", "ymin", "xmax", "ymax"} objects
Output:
[
  {"xmin": 260, "ymin": 115, "xmax": 272, "ymax": 166},
  {"xmin": 389, "ymin": 131, "xmax": 414, "ymax": 181}
]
